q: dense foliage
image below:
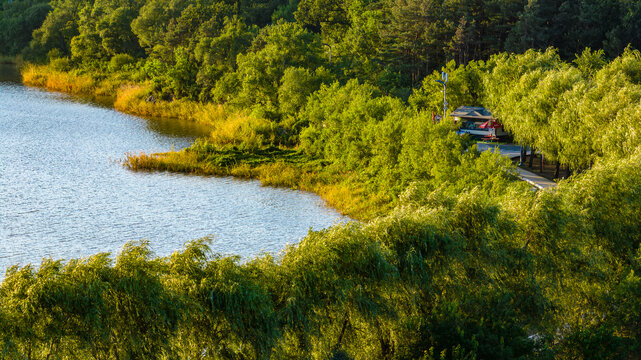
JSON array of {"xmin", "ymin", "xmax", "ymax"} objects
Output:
[
  {"xmin": 4, "ymin": 0, "xmax": 640, "ymax": 92},
  {"xmin": 5, "ymin": 0, "xmax": 641, "ymax": 358},
  {"xmin": 485, "ymin": 47, "xmax": 641, "ymax": 170},
  {"xmin": 4, "ymin": 153, "xmax": 641, "ymax": 358},
  {"xmin": 0, "ymin": 0, "xmax": 50, "ymax": 57}
]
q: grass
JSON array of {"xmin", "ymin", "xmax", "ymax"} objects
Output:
[
  {"xmin": 123, "ymin": 145, "xmax": 389, "ymax": 220},
  {"xmin": 115, "ymin": 86, "xmax": 276, "ymax": 143},
  {"xmin": 114, "ymin": 85, "xmax": 224, "ymax": 123},
  {"xmin": 24, "ymin": 63, "xmax": 391, "ymax": 220},
  {"xmin": 20, "ymin": 64, "xmax": 277, "ymax": 139},
  {"xmin": 124, "ymin": 146, "xmax": 308, "ymax": 177},
  {"xmin": 22, "ymin": 64, "xmax": 97, "ymax": 94},
  {"xmin": 123, "ymin": 151, "xmax": 211, "ymax": 174},
  {"xmin": 23, "ymin": 64, "xmax": 224, "ymax": 126}
]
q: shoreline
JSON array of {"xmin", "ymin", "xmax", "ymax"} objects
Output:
[
  {"xmin": 0, "ymin": 55, "xmax": 23, "ymax": 66},
  {"xmin": 21, "ymin": 64, "xmax": 386, "ymax": 220}
]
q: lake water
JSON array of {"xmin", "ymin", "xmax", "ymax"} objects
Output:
[{"xmin": 0, "ymin": 65, "xmax": 348, "ymax": 273}]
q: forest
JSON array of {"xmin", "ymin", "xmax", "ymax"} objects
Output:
[{"xmin": 3, "ymin": 0, "xmax": 641, "ymax": 358}]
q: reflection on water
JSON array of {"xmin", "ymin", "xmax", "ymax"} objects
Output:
[
  {"xmin": 0, "ymin": 63, "xmax": 20, "ymax": 83},
  {"xmin": 0, "ymin": 78, "xmax": 348, "ymax": 274},
  {"xmin": 144, "ymin": 115, "xmax": 212, "ymax": 139}
]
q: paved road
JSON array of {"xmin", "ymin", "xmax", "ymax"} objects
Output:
[
  {"xmin": 515, "ymin": 167, "xmax": 558, "ymax": 190},
  {"xmin": 476, "ymin": 143, "xmax": 557, "ymax": 189},
  {"xmin": 476, "ymin": 143, "xmax": 523, "ymax": 158}
]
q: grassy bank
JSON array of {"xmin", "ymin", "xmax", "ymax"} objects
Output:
[
  {"xmin": 22, "ymin": 65, "xmax": 276, "ymax": 141},
  {"xmin": 124, "ymin": 145, "xmax": 393, "ymax": 220},
  {"xmin": 22, "ymin": 64, "xmax": 97, "ymax": 94},
  {"xmin": 22, "ymin": 65, "xmax": 225, "ymax": 124},
  {"xmin": 22, "ymin": 64, "xmax": 392, "ymax": 219}
]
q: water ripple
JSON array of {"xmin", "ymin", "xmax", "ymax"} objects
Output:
[{"xmin": 0, "ymin": 76, "xmax": 349, "ymax": 274}]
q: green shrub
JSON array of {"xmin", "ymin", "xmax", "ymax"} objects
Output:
[
  {"xmin": 108, "ymin": 53, "xmax": 135, "ymax": 72},
  {"xmin": 49, "ymin": 57, "xmax": 71, "ymax": 71}
]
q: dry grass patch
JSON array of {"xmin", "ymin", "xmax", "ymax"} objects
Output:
[
  {"xmin": 312, "ymin": 182, "xmax": 392, "ymax": 220},
  {"xmin": 124, "ymin": 151, "xmax": 218, "ymax": 175},
  {"xmin": 229, "ymin": 163, "xmax": 255, "ymax": 178},
  {"xmin": 22, "ymin": 65, "xmax": 95, "ymax": 94},
  {"xmin": 256, "ymin": 162, "xmax": 303, "ymax": 188},
  {"xmin": 114, "ymin": 85, "xmax": 227, "ymax": 125}
]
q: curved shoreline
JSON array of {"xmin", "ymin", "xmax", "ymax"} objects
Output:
[{"xmin": 21, "ymin": 64, "xmax": 383, "ymax": 220}]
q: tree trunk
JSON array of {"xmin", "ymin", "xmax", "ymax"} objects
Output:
[
  {"xmin": 520, "ymin": 146, "xmax": 526, "ymax": 165},
  {"xmin": 554, "ymin": 161, "xmax": 560, "ymax": 179},
  {"xmin": 46, "ymin": 339, "xmax": 54, "ymax": 360},
  {"xmin": 376, "ymin": 320, "xmax": 394, "ymax": 359},
  {"xmin": 528, "ymin": 146, "xmax": 536, "ymax": 168},
  {"xmin": 332, "ymin": 317, "xmax": 350, "ymax": 354},
  {"xmin": 379, "ymin": 335, "xmax": 393, "ymax": 359},
  {"xmin": 540, "ymin": 154, "xmax": 544, "ymax": 173}
]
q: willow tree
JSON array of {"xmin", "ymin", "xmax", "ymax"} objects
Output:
[
  {"xmin": 520, "ymin": 65, "xmax": 583, "ymax": 164},
  {"xmin": 482, "ymin": 49, "xmax": 563, "ymax": 151}
]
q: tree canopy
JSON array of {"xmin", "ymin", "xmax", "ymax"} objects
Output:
[{"xmin": 5, "ymin": 0, "xmax": 641, "ymax": 358}]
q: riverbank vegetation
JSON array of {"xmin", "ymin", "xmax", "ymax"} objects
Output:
[
  {"xmin": 4, "ymin": 155, "xmax": 641, "ymax": 358},
  {"xmin": 4, "ymin": 0, "xmax": 641, "ymax": 358}
]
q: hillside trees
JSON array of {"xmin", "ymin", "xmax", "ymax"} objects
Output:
[
  {"xmin": 28, "ymin": 0, "xmax": 89, "ymax": 58},
  {"xmin": 17, "ymin": 0, "xmax": 641, "ymax": 104},
  {"xmin": 70, "ymin": 0, "xmax": 145, "ymax": 62},
  {"xmin": 232, "ymin": 21, "xmax": 325, "ymax": 112},
  {"xmin": 505, "ymin": 0, "xmax": 579, "ymax": 57},
  {"xmin": 378, "ymin": 0, "xmax": 451, "ymax": 87},
  {"xmin": 506, "ymin": 0, "xmax": 641, "ymax": 60},
  {"xmin": 0, "ymin": 0, "xmax": 51, "ymax": 57}
]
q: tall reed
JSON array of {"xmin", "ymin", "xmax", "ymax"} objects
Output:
[
  {"xmin": 114, "ymin": 85, "xmax": 226, "ymax": 123},
  {"xmin": 124, "ymin": 151, "xmax": 216, "ymax": 175},
  {"xmin": 22, "ymin": 64, "xmax": 95, "ymax": 94},
  {"xmin": 22, "ymin": 65, "xmax": 274, "ymax": 144}
]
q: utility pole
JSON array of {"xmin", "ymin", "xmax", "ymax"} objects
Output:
[
  {"xmin": 434, "ymin": 72, "xmax": 448, "ymax": 120},
  {"xmin": 322, "ymin": 43, "xmax": 332, "ymax": 63}
]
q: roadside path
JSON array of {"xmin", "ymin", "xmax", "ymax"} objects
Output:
[{"xmin": 476, "ymin": 143, "xmax": 557, "ymax": 190}]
